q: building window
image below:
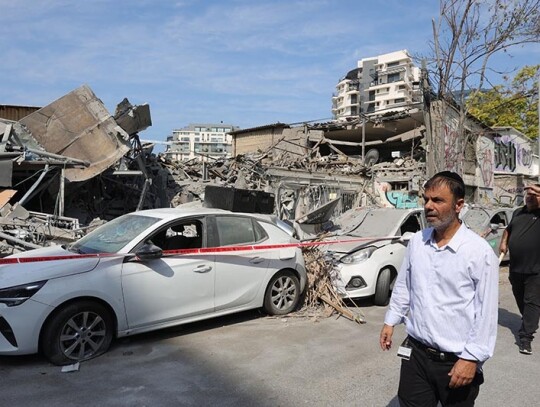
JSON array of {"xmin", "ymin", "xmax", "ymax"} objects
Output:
[
  {"xmin": 387, "ymin": 73, "xmax": 401, "ymax": 83},
  {"xmin": 387, "ymin": 61, "xmax": 399, "ymax": 67},
  {"xmin": 394, "ymin": 98, "xmax": 406, "ymax": 103}
]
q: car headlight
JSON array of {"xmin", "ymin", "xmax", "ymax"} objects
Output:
[
  {"xmin": 0, "ymin": 280, "xmax": 47, "ymax": 307},
  {"xmin": 340, "ymin": 246, "xmax": 376, "ymax": 264}
]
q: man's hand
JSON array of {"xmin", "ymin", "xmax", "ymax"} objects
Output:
[
  {"xmin": 448, "ymin": 359, "xmax": 477, "ymax": 388},
  {"xmin": 379, "ymin": 324, "xmax": 394, "ymax": 350},
  {"xmin": 524, "ymin": 184, "xmax": 540, "ymax": 196},
  {"xmin": 499, "ymin": 229, "xmax": 508, "ymax": 255}
]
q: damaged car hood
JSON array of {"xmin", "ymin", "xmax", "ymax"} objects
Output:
[
  {"xmin": 0, "ymin": 245, "xmax": 101, "ymax": 288},
  {"xmin": 322, "ymin": 235, "xmax": 398, "ymax": 255}
]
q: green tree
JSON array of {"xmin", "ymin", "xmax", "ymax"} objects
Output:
[
  {"xmin": 467, "ymin": 65, "xmax": 539, "ymax": 139},
  {"xmin": 423, "ymin": 0, "xmax": 540, "ymax": 175}
]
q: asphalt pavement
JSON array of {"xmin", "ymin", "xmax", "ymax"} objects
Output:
[{"xmin": 0, "ymin": 265, "xmax": 537, "ymax": 406}]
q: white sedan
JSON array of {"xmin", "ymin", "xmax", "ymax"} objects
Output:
[
  {"xmin": 0, "ymin": 208, "xmax": 306, "ymax": 365},
  {"xmin": 326, "ymin": 207, "xmax": 426, "ymax": 306}
]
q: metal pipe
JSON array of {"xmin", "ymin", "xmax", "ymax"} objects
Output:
[
  {"xmin": 25, "ymin": 148, "xmax": 90, "ymax": 166},
  {"xmin": 59, "ymin": 168, "xmax": 65, "ymax": 216},
  {"xmin": 0, "ymin": 231, "xmax": 42, "ymax": 249},
  {"xmin": 361, "ymin": 119, "xmax": 366, "ymax": 165},
  {"xmin": 19, "ymin": 164, "xmax": 50, "ymax": 206}
]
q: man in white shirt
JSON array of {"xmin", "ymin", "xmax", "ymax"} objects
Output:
[{"xmin": 379, "ymin": 171, "xmax": 499, "ymax": 407}]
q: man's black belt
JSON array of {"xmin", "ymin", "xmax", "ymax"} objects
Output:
[{"xmin": 407, "ymin": 336, "xmax": 459, "ymax": 363}]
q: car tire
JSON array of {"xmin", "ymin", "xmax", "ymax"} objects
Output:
[
  {"xmin": 263, "ymin": 270, "xmax": 301, "ymax": 315},
  {"xmin": 41, "ymin": 301, "xmax": 114, "ymax": 365},
  {"xmin": 373, "ymin": 268, "xmax": 391, "ymax": 306}
]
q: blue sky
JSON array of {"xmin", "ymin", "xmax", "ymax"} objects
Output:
[{"xmin": 1, "ymin": 0, "xmax": 538, "ymax": 148}]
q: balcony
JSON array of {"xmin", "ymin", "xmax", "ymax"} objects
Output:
[{"xmin": 378, "ymin": 64, "xmax": 407, "ymax": 75}]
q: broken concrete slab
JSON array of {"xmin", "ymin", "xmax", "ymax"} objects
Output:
[
  {"xmin": 114, "ymin": 98, "xmax": 152, "ymax": 136},
  {"xmin": 19, "ymin": 85, "xmax": 132, "ymax": 182}
]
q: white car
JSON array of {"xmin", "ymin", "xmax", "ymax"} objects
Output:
[
  {"xmin": 326, "ymin": 207, "xmax": 426, "ymax": 306},
  {"xmin": 0, "ymin": 208, "xmax": 306, "ymax": 365}
]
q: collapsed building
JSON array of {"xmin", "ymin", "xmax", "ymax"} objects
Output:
[
  {"xmin": 1, "ymin": 81, "xmax": 538, "ymax": 256},
  {"xmin": 0, "ymin": 85, "xmax": 156, "ymax": 254}
]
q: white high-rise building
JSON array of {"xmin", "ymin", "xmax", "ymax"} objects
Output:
[
  {"xmin": 332, "ymin": 50, "xmax": 421, "ymax": 121},
  {"xmin": 166, "ymin": 123, "xmax": 239, "ymax": 162}
]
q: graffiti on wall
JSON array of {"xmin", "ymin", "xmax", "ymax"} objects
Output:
[
  {"xmin": 444, "ymin": 123, "xmax": 462, "ymax": 173},
  {"xmin": 375, "ymin": 182, "xmax": 420, "ymax": 208},
  {"xmin": 494, "ymin": 135, "xmax": 533, "ymax": 174},
  {"xmin": 477, "ymin": 136, "xmax": 494, "ymax": 188},
  {"xmin": 385, "ymin": 191, "xmax": 419, "ymax": 208}
]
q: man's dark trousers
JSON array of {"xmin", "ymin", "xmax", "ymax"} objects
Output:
[
  {"xmin": 509, "ymin": 272, "xmax": 540, "ymax": 341},
  {"xmin": 398, "ymin": 341, "xmax": 483, "ymax": 407}
]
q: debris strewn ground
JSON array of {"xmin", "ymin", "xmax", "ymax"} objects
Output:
[{"xmin": 294, "ymin": 246, "xmax": 365, "ymax": 323}]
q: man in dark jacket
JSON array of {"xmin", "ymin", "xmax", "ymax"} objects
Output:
[{"xmin": 499, "ymin": 183, "xmax": 540, "ymax": 355}]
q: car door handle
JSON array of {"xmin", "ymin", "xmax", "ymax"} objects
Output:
[
  {"xmin": 249, "ymin": 257, "xmax": 265, "ymax": 264},
  {"xmin": 193, "ymin": 265, "xmax": 212, "ymax": 273}
]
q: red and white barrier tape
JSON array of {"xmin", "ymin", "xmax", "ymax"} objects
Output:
[{"xmin": 0, "ymin": 236, "xmax": 400, "ymax": 265}]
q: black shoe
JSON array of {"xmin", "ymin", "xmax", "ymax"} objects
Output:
[{"xmin": 519, "ymin": 341, "xmax": 532, "ymax": 355}]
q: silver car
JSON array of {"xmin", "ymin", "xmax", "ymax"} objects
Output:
[{"xmin": 0, "ymin": 208, "xmax": 306, "ymax": 365}]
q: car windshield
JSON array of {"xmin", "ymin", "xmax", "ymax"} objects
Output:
[
  {"xmin": 335, "ymin": 209, "xmax": 404, "ymax": 237},
  {"xmin": 70, "ymin": 214, "xmax": 160, "ymax": 254}
]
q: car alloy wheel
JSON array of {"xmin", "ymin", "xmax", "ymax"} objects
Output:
[
  {"xmin": 263, "ymin": 270, "xmax": 300, "ymax": 315},
  {"xmin": 42, "ymin": 301, "xmax": 114, "ymax": 365}
]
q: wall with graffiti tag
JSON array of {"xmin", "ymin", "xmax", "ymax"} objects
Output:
[
  {"xmin": 443, "ymin": 116, "xmax": 463, "ymax": 174},
  {"xmin": 493, "ymin": 132, "xmax": 534, "ymax": 175},
  {"xmin": 385, "ymin": 191, "xmax": 420, "ymax": 208},
  {"xmin": 476, "ymin": 135, "xmax": 494, "ymax": 188}
]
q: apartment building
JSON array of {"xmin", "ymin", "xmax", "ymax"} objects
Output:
[
  {"xmin": 166, "ymin": 123, "xmax": 239, "ymax": 162},
  {"xmin": 332, "ymin": 50, "xmax": 421, "ymax": 120}
]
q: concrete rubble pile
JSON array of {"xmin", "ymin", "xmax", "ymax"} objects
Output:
[
  {"xmin": 0, "ymin": 85, "xmax": 153, "ymax": 255},
  {"xmin": 1, "ymin": 85, "xmax": 426, "ymax": 258}
]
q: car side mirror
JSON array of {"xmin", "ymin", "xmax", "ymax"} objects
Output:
[
  {"xmin": 136, "ymin": 243, "xmax": 163, "ymax": 260},
  {"xmin": 399, "ymin": 231, "xmax": 414, "ymax": 243}
]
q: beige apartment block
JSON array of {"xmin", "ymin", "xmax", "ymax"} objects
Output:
[
  {"xmin": 332, "ymin": 50, "xmax": 421, "ymax": 120},
  {"xmin": 166, "ymin": 123, "xmax": 238, "ymax": 162}
]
